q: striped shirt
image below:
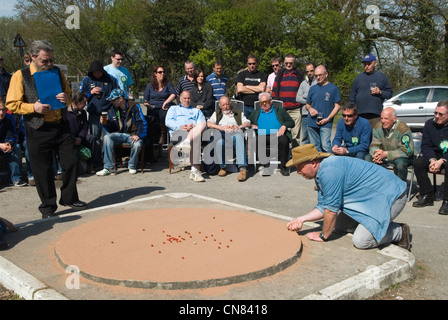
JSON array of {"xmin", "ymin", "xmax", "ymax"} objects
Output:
[
  {"xmin": 272, "ymin": 70, "xmax": 301, "ymax": 110},
  {"xmin": 176, "ymin": 75, "xmax": 195, "ymax": 96},
  {"xmin": 206, "ymin": 72, "xmax": 228, "ymax": 101}
]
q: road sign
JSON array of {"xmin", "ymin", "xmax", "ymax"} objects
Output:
[{"xmin": 13, "ymin": 33, "xmax": 26, "ymax": 47}]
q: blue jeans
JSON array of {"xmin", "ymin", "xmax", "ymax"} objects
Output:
[
  {"xmin": 308, "ymin": 126, "xmax": 332, "ymax": 153},
  {"xmin": 89, "ymin": 114, "xmax": 107, "ymax": 140},
  {"xmin": 244, "ymin": 105, "xmax": 254, "ymax": 119},
  {"xmin": 300, "ymin": 117, "xmax": 310, "ymax": 145},
  {"xmin": 215, "ymin": 132, "xmax": 247, "ymax": 169},
  {"xmin": 2, "ymin": 143, "xmax": 22, "ymax": 183},
  {"xmin": 102, "ymin": 133, "xmax": 143, "ymax": 170}
]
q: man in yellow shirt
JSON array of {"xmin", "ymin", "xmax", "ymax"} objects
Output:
[{"xmin": 6, "ymin": 40, "xmax": 87, "ymax": 218}]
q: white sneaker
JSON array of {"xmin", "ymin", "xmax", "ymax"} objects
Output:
[
  {"xmin": 174, "ymin": 139, "xmax": 191, "ymax": 153},
  {"xmin": 129, "ymin": 168, "xmax": 137, "ymax": 174},
  {"xmin": 189, "ymin": 170, "xmax": 205, "ymax": 182},
  {"xmin": 96, "ymin": 168, "xmax": 115, "ymax": 176}
]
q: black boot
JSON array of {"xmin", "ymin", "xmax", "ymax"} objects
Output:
[
  {"xmin": 159, "ymin": 124, "xmax": 167, "ymax": 145},
  {"xmin": 412, "ymin": 194, "xmax": 434, "ymax": 207},
  {"xmin": 439, "ymin": 200, "xmax": 448, "ymax": 215}
]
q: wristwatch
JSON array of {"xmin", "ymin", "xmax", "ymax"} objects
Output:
[{"xmin": 319, "ymin": 232, "xmax": 328, "ymax": 242}]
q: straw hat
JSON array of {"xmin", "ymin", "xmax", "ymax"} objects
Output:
[{"xmin": 285, "ymin": 144, "xmax": 331, "ymax": 167}]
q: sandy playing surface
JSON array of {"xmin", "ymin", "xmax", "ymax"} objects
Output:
[{"xmin": 54, "ymin": 208, "xmax": 302, "ymax": 288}]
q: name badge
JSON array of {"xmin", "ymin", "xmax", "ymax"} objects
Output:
[{"xmin": 440, "ymin": 140, "xmax": 448, "ymax": 154}]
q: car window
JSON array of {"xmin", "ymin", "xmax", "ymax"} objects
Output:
[
  {"xmin": 431, "ymin": 88, "xmax": 448, "ymax": 102},
  {"xmin": 398, "ymin": 88, "xmax": 430, "ymax": 104}
]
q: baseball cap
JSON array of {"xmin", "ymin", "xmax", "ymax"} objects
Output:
[
  {"xmin": 106, "ymin": 88, "xmax": 125, "ymax": 101},
  {"xmin": 362, "ymin": 54, "xmax": 376, "ymax": 62}
]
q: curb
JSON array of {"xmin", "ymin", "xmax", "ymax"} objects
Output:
[
  {"xmin": 0, "ymin": 256, "xmax": 67, "ymax": 300},
  {"xmin": 302, "ymin": 245, "xmax": 417, "ymax": 299}
]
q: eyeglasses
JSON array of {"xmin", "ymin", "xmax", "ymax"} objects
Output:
[
  {"xmin": 260, "ymin": 100, "xmax": 271, "ymax": 106},
  {"xmin": 435, "ymin": 112, "xmax": 447, "ymax": 116},
  {"xmin": 306, "ymin": 70, "xmax": 314, "ymax": 73},
  {"xmin": 272, "ymin": 64, "xmax": 280, "ymax": 67},
  {"xmin": 342, "ymin": 114, "xmax": 355, "ymax": 118},
  {"xmin": 248, "ymin": 62, "xmax": 256, "ymax": 65},
  {"xmin": 115, "ymin": 58, "xmax": 124, "ymax": 61},
  {"xmin": 315, "ymin": 73, "xmax": 326, "ymax": 77},
  {"xmin": 156, "ymin": 71, "xmax": 164, "ymax": 74},
  {"xmin": 284, "ymin": 62, "xmax": 294, "ymax": 65},
  {"xmin": 40, "ymin": 58, "xmax": 54, "ymax": 64}
]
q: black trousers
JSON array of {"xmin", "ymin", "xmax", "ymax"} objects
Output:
[
  {"xmin": 413, "ymin": 155, "xmax": 448, "ymax": 200},
  {"xmin": 25, "ymin": 121, "xmax": 79, "ymax": 215},
  {"xmin": 83, "ymin": 133, "xmax": 102, "ymax": 169},
  {"xmin": 256, "ymin": 133, "xmax": 290, "ymax": 168}
]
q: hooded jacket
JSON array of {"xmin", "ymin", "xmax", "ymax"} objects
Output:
[
  {"xmin": 103, "ymin": 100, "xmax": 147, "ymax": 139},
  {"xmin": 79, "ymin": 60, "xmax": 118, "ymax": 116}
]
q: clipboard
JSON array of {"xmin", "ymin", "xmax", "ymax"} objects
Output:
[{"xmin": 33, "ymin": 68, "xmax": 66, "ymax": 110}]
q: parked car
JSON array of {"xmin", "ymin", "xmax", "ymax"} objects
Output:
[{"xmin": 383, "ymin": 85, "xmax": 448, "ymax": 131}]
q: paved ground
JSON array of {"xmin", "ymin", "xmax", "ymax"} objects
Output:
[{"xmin": 0, "ymin": 150, "xmax": 446, "ymax": 301}]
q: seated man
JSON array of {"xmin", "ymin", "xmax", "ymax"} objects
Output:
[
  {"xmin": 413, "ymin": 100, "xmax": 448, "ymax": 215},
  {"xmin": 165, "ymin": 90, "xmax": 206, "ymax": 182},
  {"xmin": 332, "ymin": 103, "xmax": 372, "ymax": 159},
  {"xmin": 66, "ymin": 92, "xmax": 102, "ymax": 173},
  {"xmin": 96, "ymin": 89, "xmax": 147, "ymax": 176},
  {"xmin": 365, "ymin": 107, "xmax": 413, "ymax": 181},
  {"xmin": 207, "ymin": 96, "xmax": 251, "ymax": 182},
  {"xmin": 249, "ymin": 92, "xmax": 294, "ymax": 176},
  {"xmin": 0, "ymin": 99, "xmax": 26, "ymax": 186}
]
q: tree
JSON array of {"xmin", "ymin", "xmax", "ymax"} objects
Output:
[{"xmin": 141, "ymin": 0, "xmax": 206, "ymax": 83}]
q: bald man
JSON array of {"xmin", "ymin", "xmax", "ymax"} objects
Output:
[
  {"xmin": 365, "ymin": 107, "xmax": 414, "ymax": 181},
  {"xmin": 305, "ymin": 65, "xmax": 341, "ymax": 153}
]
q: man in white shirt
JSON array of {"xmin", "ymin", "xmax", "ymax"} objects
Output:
[{"xmin": 207, "ymin": 96, "xmax": 251, "ymax": 181}]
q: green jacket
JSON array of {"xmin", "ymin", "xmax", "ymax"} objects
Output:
[
  {"xmin": 369, "ymin": 120, "xmax": 414, "ymax": 160},
  {"xmin": 249, "ymin": 105, "xmax": 295, "ymax": 141}
]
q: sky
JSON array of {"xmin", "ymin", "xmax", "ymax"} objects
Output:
[{"xmin": 0, "ymin": 0, "xmax": 18, "ymax": 17}]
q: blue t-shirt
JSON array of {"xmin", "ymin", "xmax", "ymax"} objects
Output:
[
  {"xmin": 315, "ymin": 156, "xmax": 406, "ymax": 242},
  {"xmin": 104, "ymin": 65, "xmax": 134, "ymax": 99},
  {"xmin": 307, "ymin": 82, "xmax": 341, "ymax": 129}
]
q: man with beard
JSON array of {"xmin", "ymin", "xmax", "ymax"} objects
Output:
[
  {"xmin": 207, "ymin": 96, "xmax": 251, "ymax": 181},
  {"xmin": 6, "ymin": 40, "xmax": 87, "ymax": 218}
]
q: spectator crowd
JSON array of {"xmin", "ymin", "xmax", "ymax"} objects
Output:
[{"xmin": 0, "ymin": 41, "xmax": 447, "ymax": 250}]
